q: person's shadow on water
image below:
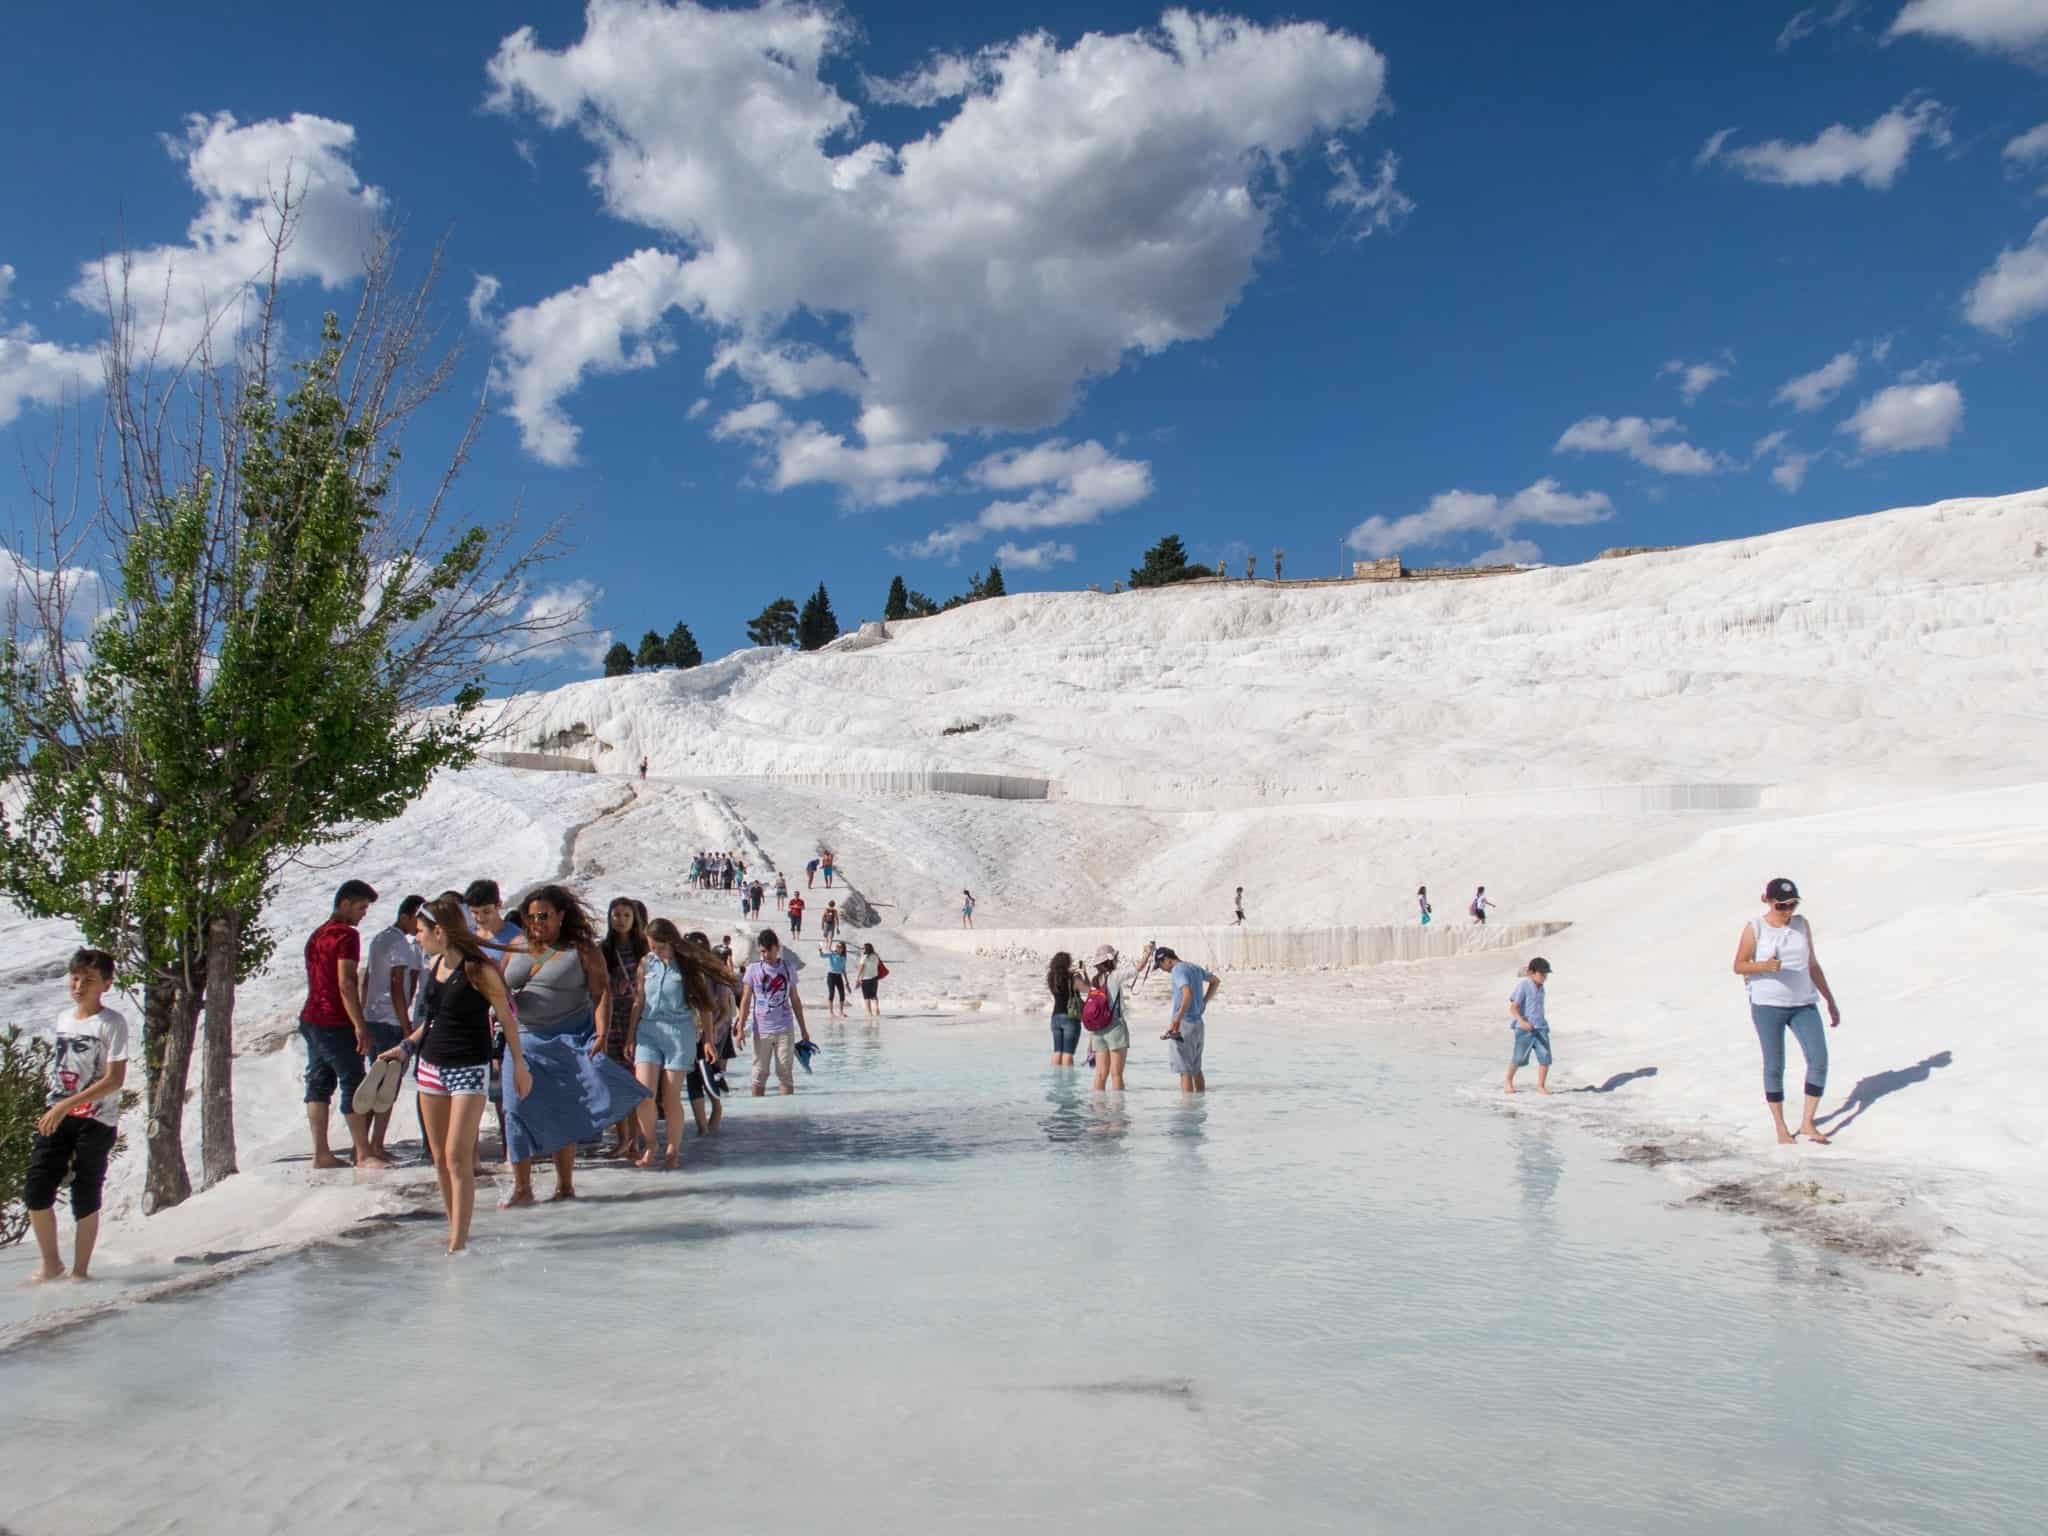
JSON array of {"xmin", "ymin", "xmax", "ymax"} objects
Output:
[
  {"xmin": 1575, "ymin": 1067, "xmax": 1659, "ymax": 1094},
  {"xmin": 1817, "ymin": 1051, "xmax": 1953, "ymax": 1137}
]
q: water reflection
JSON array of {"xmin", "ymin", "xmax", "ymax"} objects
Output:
[{"xmin": 1513, "ymin": 1117, "xmax": 1561, "ymax": 1214}]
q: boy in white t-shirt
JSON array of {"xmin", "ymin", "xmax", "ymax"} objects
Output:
[{"xmin": 26, "ymin": 947, "xmax": 130, "ymax": 1282}]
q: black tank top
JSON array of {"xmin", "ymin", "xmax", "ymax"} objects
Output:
[{"xmin": 419, "ymin": 963, "xmax": 493, "ymax": 1068}]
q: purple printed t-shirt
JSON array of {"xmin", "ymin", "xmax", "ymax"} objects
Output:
[{"xmin": 744, "ymin": 958, "xmax": 799, "ymax": 1035}]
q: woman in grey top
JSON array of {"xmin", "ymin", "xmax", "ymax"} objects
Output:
[{"xmin": 500, "ymin": 885, "xmax": 620, "ymax": 1205}]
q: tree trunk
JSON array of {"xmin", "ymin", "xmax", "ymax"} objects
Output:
[
  {"xmin": 141, "ymin": 968, "xmax": 197, "ymax": 1214},
  {"xmin": 200, "ymin": 908, "xmax": 240, "ymax": 1187}
]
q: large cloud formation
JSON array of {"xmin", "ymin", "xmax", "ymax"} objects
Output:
[{"xmin": 484, "ymin": 1, "xmax": 1395, "ymax": 503}]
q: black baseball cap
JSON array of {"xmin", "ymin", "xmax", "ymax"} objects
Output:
[
  {"xmin": 1764, "ymin": 877, "xmax": 1800, "ymax": 902},
  {"xmin": 1527, "ymin": 957, "xmax": 1552, "ymax": 974}
]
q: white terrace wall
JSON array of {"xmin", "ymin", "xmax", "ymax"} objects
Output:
[
  {"xmin": 481, "ymin": 751, "xmax": 598, "ymax": 774},
  {"xmin": 750, "ymin": 769, "xmax": 1052, "ymax": 800},
  {"xmin": 902, "ymin": 919, "xmax": 1570, "ymax": 972},
  {"xmin": 1047, "ymin": 775, "xmax": 1771, "ymax": 814}
]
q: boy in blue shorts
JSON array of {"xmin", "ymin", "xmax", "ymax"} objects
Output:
[{"xmin": 1505, "ymin": 957, "xmax": 1552, "ymax": 1095}]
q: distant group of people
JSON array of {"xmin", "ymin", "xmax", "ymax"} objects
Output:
[
  {"xmin": 1413, "ymin": 885, "xmax": 1496, "ymax": 926},
  {"xmin": 689, "ymin": 851, "xmax": 750, "ymax": 891},
  {"xmin": 1044, "ymin": 940, "xmax": 1218, "ymax": 1094}
]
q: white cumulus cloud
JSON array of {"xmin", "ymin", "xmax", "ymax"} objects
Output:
[
  {"xmin": 1838, "ymin": 379, "xmax": 1964, "ymax": 454},
  {"xmin": 1963, "ymin": 217, "xmax": 2048, "ymax": 334},
  {"xmin": 712, "ymin": 399, "xmax": 947, "ymax": 507},
  {"xmin": 1888, "ymin": 0, "xmax": 2048, "ymax": 56},
  {"xmin": 891, "ymin": 439, "xmax": 1154, "ymax": 561},
  {"xmin": 1660, "ymin": 357, "xmax": 1728, "ymax": 402},
  {"xmin": 1554, "ymin": 415, "xmax": 1720, "ymax": 475},
  {"xmin": 69, "ymin": 112, "xmax": 385, "ymax": 365},
  {"xmin": 0, "ymin": 263, "xmax": 100, "ymax": 428},
  {"xmin": 1778, "ymin": 1, "xmax": 1863, "ymax": 50},
  {"xmin": 485, "ymin": 1, "xmax": 1392, "ymax": 486},
  {"xmin": 467, "ymin": 273, "xmax": 501, "ymax": 325},
  {"xmin": 1775, "ymin": 350, "xmax": 1860, "ymax": 411},
  {"xmin": 994, "ymin": 539, "xmax": 1078, "ymax": 571},
  {"xmin": 1697, "ymin": 97, "xmax": 1949, "ymax": 189},
  {"xmin": 1345, "ymin": 477, "xmax": 1612, "ymax": 558},
  {"xmin": 1326, "ymin": 143, "xmax": 1414, "ymax": 239},
  {"xmin": 2003, "ymin": 122, "xmax": 2048, "ymax": 167}
]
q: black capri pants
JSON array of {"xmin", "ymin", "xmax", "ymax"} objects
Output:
[{"xmin": 25, "ymin": 1116, "xmax": 118, "ymax": 1219}]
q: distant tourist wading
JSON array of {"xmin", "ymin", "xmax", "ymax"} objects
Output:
[
  {"xmin": 1154, "ymin": 946, "xmax": 1219, "ymax": 1094},
  {"xmin": 1232, "ymin": 886, "xmax": 1245, "ymax": 926},
  {"xmin": 1083, "ymin": 945, "xmax": 1131, "ymax": 1090},
  {"xmin": 1470, "ymin": 887, "xmax": 1495, "ymax": 924},
  {"xmin": 1504, "ymin": 958, "xmax": 1553, "ymax": 1095},
  {"xmin": 382, "ymin": 897, "xmax": 525, "ymax": 1252},
  {"xmin": 1046, "ymin": 949, "xmax": 1085, "ymax": 1067},
  {"xmin": 25, "ymin": 948, "xmax": 128, "ymax": 1283},
  {"xmin": 819, "ymin": 940, "xmax": 852, "ymax": 1019},
  {"xmin": 1733, "ymin": 877, "xmax": 1842, "ymax": 1145},
  {"xmin": 857, "ymin": 942, "xmax": 885, "ymax": 1020},
  {"xmin": 299, "ymin": 879, "xmax": 389, "ymax": 1170},
  {"xmin": 961, "ymin": 889, "xmax": 976, "ymax": 928},
  {"xmin": 1417, "ymin": 886, "xmax": 1432, "ymax": 926}
]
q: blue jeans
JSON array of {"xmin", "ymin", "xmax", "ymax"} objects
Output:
[
  {"xmin": 1510, "ymin": 1027, "xmax": 1552, "ymax": 1067},
  {"xmin": 301, "ymin": 1021, "xmax": 366, "ymax": 1111},
  {"xmin": 1050, "ymin": 1010, "xmax": 1081, "ymax": 1055},
  {"xmin": 1750, "ymin": 1003, "xmax": 1827, "ymax": 1102}
]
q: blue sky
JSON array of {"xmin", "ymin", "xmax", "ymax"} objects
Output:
[{"xmin": 2, "ymin": 0, "xmax": 2044, "ymax": 668}]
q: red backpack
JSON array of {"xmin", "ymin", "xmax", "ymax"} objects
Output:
[{"xmin": 1080, "ymin": 984, "xmax": 1114, "ymax": 1032}]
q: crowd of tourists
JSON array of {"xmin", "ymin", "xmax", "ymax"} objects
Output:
[
  {"xmin": 279, "ymin": 871, "xmax": 891, "ymax": 1253},
  {"xmin": 23, "ymin": 854, "xmax": 1840, "ymax": 1280}
]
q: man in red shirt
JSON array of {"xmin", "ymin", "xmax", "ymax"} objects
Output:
[{"xmin": 301, "ymin": 879, "xmax": 386, "ymax": 1169}]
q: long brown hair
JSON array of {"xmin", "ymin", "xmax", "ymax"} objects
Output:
[
  {"xmin": 524, "ymin": 883, "xmax": 599, "ymax": 950},
  {"xmin": 602, "ymin": 896, "xmax": 650, "ymax": 975},
  {"xmin": 1047, "ymin": 949, "xmax": 1075, "ymax": 1004},
  {"xmin": 423, "ymin": 896, "xmax": 490, "ymax": 975},
  {"xmin": 648, "ymin": 917, "xmax": 737, "ymax": 1014}
]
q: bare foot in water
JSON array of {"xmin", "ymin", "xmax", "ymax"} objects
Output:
[
  {"xmin": 663, "ymin": 1151, "xmax": 681, "ymax": 1170},
  {"xmin": 1775, "ymin": 1129, "xmax": 1798, "ymax": 1146},
  {"xmin": 634, "ymin": 1149, "xmax": 658, "ymax": 1169},
  {"xmin": 23, "ymin": 1266, "xmax": 65, "ymax": 1287},
  {"xmin": 1536, "ymin": 1085, "xmax": 1552, "ymax": 1096},
  {"xmin": 355, "ymin": 1154, "xmax": 395, "ymax": 1171},
  {"xmin": 499, "ymin": 1188, "xmax": 536, "ymax": 1210},
  {"xmin": 1800, "ymin": 1126, "xmax": 1831, "ymax": 1145},
  {"xmin": 547, "ymin": 1187, "xmax": 577, "ymax": 1203},
  {"xmin": 311, "ymin": 1153, "xmax": 347, "ymax": 1169},
  {"xmin": 1503, "ymin": 1079, "xmax": 1517, "ymax": 1095}
]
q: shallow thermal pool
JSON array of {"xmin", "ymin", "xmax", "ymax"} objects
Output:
[{"xmin": 3, "ymin": 1012, "xmax": 2043, "ymax": 1535}]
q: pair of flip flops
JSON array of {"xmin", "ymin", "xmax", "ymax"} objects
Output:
[
  {"xmin": 357, "ymin": 1055, "xmax": 405, "ymax": 1117},
  {"xmin": 794, "ymin": 1039, "xmax": 818, "ymax": 1073}
]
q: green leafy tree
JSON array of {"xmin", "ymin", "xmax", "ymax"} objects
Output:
[
  {"xmin": 665, "ymin": 622, "xmax": 702, "ymax": 669},
  {"xmin": 1129, "ymin": 533, "xmax": 1210, "ymax": 589},
  {"xmin": 637, "ymin": 629, "xmax": 668, "ymax": 669},
  {"xmin": 884, "ymin": 575, "xmax": 910, "ymax": 621},
  {"xmin": 0, "ymin": 1029, "xmax": 53, "ymax": 1246},
  {"xmin": 797, "ymin": 583, "xmax": 840, "ymax": 651},
  {"xmin": 0, "ymin": 222, "xmax": 581, "ymax": 1210},
  {"xmin": 746, "ymin": 597, "xmax": 799, "ymax": 648},
  {"xmin": 603, "ymin": 641, "xmax": 635, "ymax": 677}
]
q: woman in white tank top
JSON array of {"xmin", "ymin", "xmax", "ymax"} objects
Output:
[{"xmin": 1731, "ymin": 876, "xmax": 1843, "ymax": 1145}]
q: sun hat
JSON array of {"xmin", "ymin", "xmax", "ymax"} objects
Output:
[
  {"xmin": 1764, "ymin": 877, "xmax": 1800, "ymax": 902},
  {"xmin": 1091, "ymin": 944, "xmax": 1118, "ymax": 966}
]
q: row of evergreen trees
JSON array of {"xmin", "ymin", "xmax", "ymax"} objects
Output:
[{"xmin": 603, "ymin": 536, "xmax": 1208, "ymax": 677}]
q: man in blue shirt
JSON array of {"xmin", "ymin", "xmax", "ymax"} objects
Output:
[{"xmin": 1153, "ymin": 946, "xmax": 1220, "ymax": 1094}]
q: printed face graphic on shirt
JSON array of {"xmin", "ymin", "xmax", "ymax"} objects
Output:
[{"xmin": 53, "ymin": 1032, "xmax": 105, "ymax": 1112}]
